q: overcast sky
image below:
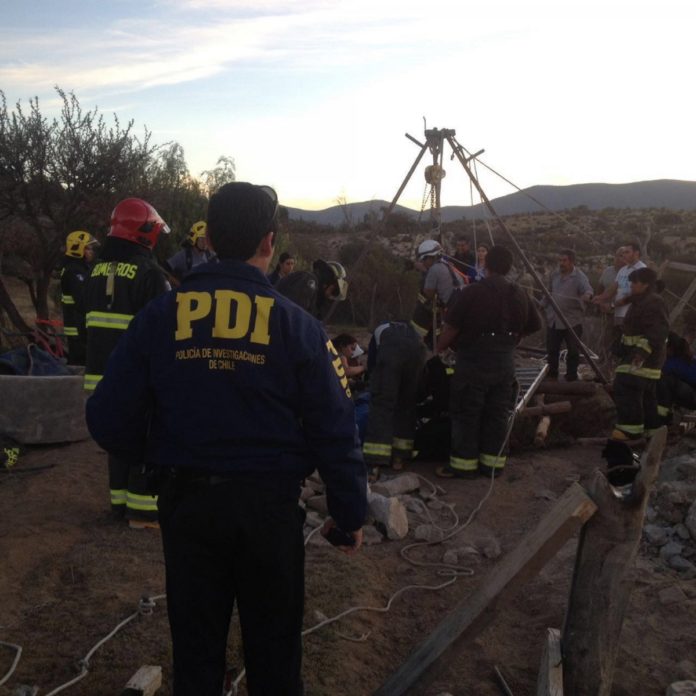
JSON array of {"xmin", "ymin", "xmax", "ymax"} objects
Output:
[{"xmin": 1, "ymin": 0, "xmax": 693, "ymax": 210}]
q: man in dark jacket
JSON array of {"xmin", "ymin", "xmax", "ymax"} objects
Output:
[
  {"xmin": 276, "ymin": 259, "xmax": 348, "ymax": 319},
  {"xmin": 436, "ymin": 245, "xmax": 542, "ymax": 478},
  {"xmin": 84, "ymin": 198, "xmax": 170, "ymax": 525},
  {"xmin": 86, "ymin": 182, "xmax": 367, "ymax": 696},
  {"xmin": 60, "ymin": 230, "xmax": 98, "ymax": 365},
  {"xmin": 612, "ymin": 266, "xmax": 669, "ymax": 441}
]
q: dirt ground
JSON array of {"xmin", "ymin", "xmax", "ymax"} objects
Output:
[{"xmin": 1, "ymin": 434, "xmax": 695, "ymax": 696}]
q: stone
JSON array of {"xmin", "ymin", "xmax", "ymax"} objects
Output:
[
  {"xmin": 305, "ymin": 511, "xmax": 324, "ymax": 528},
  {"xmin": 307, "ymin": 530, "xmax": 330, "ymax": 547},
  {"xmin": 660, "ymin": 541, "xmax": 684, "ymax": 562},
  {"xmin": 0, "ymin": 373, "xmax": 89, "ymax": 444},
  {"xmin": 427, "ymin": 499, "xmax": 445, "ymax": 511},
  {"xmin": 300, "ymin": 486, "xmax": 315, "ymax": 502},
  {"xmin": 652, "ymin": 481, "xmax": 696, "ymax": 524},
  {"xmin": 534, "ymin": 488, "xmax": 557, "ymax": 501},
  {"xmin": 362, "ymin": 525, "xmax": 383, "ymax": 545},
  {"xmin": 644, "ymin": 524, "xmax": 670, "ymax": 546},
  {"xmin": 658, "ymin": 585, "xmax": 688, "ymax": 605},
  {"xmin": 668, "ymin": 556, "xmax": 696, "ymax": 573},
  {"xmin": 675, "ymin": 523, "xmax": 692, "ymax": 541},
  {"xmin": 686, "ymin": 501, "xmax": 696, "ymax": 541},
  {"xmin": 442, "ymin": 549, "xmax": 459, "ymax": 565},
  {"xmin": 659, "ymin": 454, "xmax": 696, "ymax": 483},
  {"xmin": 367, "ymin": 492, "xmax": 409, "ymax": 539},
  {"xmin": 666, "ymin": 681, "xmax": 696, "ymax": 696},
  {"xmin": 370, "ymin": 473, "xmax": 420, "ymax": 497},
  {"xmin": 306, "ymin": 495, "xmax": 328, "ymax": 516},
  {"xmin": 405, "ymin": 498, "xmax": 424, "ymax": 513},
  {"xmin": 480, "ymin": 537, "xmax": 502, "ymax": 559},
  {"xmin": 646, "ymin": 505, "xmax": 658, "ymax": 522},
  {"xmin": 414, "ymin": 524, "xmax": 444, "ymax": 543}
]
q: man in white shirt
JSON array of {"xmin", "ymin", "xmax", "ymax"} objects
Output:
[{"xmin": 593, "ymin": 242, "xmax": 647, "ymax": 326}]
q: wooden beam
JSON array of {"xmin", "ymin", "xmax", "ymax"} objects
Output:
[
  {"xmin": 536, "ymin": 628, "xmax": 564, "ymax": 696},
  {"xmin": 373, "ymin": 483, "xmax": 597, "ymax": 696},
  {"xmin": 121, "ymin": 665, "xmax": 162, "ymax": 696},
  {"xmin": 536, "ymin": 380, "xmax": 598, "ymax": 396},
  {"xmin": 562, "ymin": 428, "xmax": 667, "ymax": 696},
  {"xmin": 520, "ymin": 401, "xmax": 572, "ymax": 418},
  {"xmin": 663, "ymin": 260, "xmax": 696, "ymax": 273}
]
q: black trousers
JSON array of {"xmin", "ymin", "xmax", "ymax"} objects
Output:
[
  {"xmin": 158, "ymin": 473, "xmax": 305, "ymax": 696},
  {"xmin": 363, "ymin": 323, "xmax": 426, "ymax": 465},
  {"xmin": 546, "ymin": 324, "xmax": 583, "ymax": 378},
  {"xmin": 614, "ymin": 372, "xmax": 660, "ymax": 437}
]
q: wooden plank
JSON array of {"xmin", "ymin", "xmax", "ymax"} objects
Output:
[
  {"xmin": 562, "ymin": 428, "xmax": 666, "ymax": 696},
  {"xmin": 373, "ymin": 483, "xmax": 597, "ymax": 696},
  {"xmin": 520, "ymin": 401, "xmax": 572, "ymax": 418},
  {"xmin": 669, "ymin": 276, "xmax": 696, "ymax": 325},
  {"xmin": 536, "ymin": 628, "xmax": 564, "ymax": 696},
  {"xmin": 663, "ymin": 260, "xmax": 696, "ymax": 273},
  {"xmin": 121, "ymin": 665, "xmax": 162, "ymax": 696},
  {"xmin": 536, "ymin": 380, "xmax": 597, "ymax": 396}
]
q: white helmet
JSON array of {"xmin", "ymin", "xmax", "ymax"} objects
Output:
[{"xmin": 417, "ymin": 239, "xmax": 443, "ymax": 261}]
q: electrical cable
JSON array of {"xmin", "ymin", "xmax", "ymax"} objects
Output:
[{"xmin": 0, "ymin": 641, "xmax": 22, "ymax": 687}]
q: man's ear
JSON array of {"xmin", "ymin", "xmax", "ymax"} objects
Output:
[{"xmin": 258, "ymin": 231, "xmax": 274, "ymax": 258}]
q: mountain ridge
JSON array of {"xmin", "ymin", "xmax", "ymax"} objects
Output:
[{"xmin": 286, "ymin": 179, "xmax": 696, "ymax": 226}]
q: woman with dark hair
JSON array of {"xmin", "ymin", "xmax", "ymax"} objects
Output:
[
  {"xmin": 611, "ymin": 266, "xmax": 669, "ymax": 442},
  {"xmin": 472, "ymin": 243, "xmax": 488, "ymax": 282},
  {"xmin": 267, "ymin": 251, "xmax": 296, "ymax": 285}
]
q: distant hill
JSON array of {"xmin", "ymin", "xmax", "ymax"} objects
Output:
[{"xmin": 286, "ymin": 179, "xmax": 696, "ymax": 226}]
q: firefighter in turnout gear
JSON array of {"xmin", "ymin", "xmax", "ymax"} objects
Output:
[
  {"xmin": 165, "ymin": 220, "xmax": 216, "ymax": 285},
  {"xmin": 60, "ymin": 231, "xmax": 99, "ymax": 365},
  {"xmin": 436, "ymin": 245, "xmax": 541, "ymax": 478},
  {"xmin": 84, "ymin": 198, "xmax": 170, "ymax": 525},
  {"xmin": 362, "ymin": 322, "xmax": 427, "ymax": 472},
  {"xmin": 86, "ymin": 182, "xmax": 367, "ymax": 695},
  {"xmin": 611, "ymin": 267, "xmax": 669, "ymax": 441}
]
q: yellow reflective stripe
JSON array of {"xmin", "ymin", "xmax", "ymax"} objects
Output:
[
  {"xmin": 615, "ymin": 364, "xmax": 661, "ymax": 379},
  {"xmin": 63, "ymin": 326, "xmax": 79, "ymax": 336},
  {"xmin": 110, "ymin": 489, "xmax": 127, "ymax": 505},
  {"xmin": 616, "ymin": 423, "xmax": 644, "ymax": 435},
  {"xmin": 410, "ymin": 320, "xmax": 428, "ymax": 337},
  {"xmin": 480, "ymin": 453, "xmax": 506, "ymax": 469},
  {"xmin": 622, "ymin": 335, "xmax": 652, "ymax": 354},
  {"xmin": 445, "ymin": 367, "xmax": 454, "ymax": 375},
  {"xmin": 657, "ymin": 405, "xmax": 671, "ymax": 417},
  {"xmin": 61, "ymin": 295, "xmax": 76, "ymax": 304},
  {"xmin": 83, "ymin": 373, "xmax": 102, "ymax": 391},
  {"xmin": 363, "ymin": 442, "xmax": 392, "ymax": 457},
  {"xmin": 126, "ymin": 492, "xmax": 158, "ymax": 512},
  {"xmin": 449, "ymin": 456, "xmax": 478, "ymax": 472},
  {"xmin": 392, "ymin": 437, "xmax": 414, "ymax": 451},
  {"xmin": 86, "ymin": 311, "xmax": 134, "ymax": 330}
]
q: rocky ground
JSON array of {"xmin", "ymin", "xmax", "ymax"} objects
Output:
[{"xmin": 1, "ymin": 428, "xmax": 695, "ymax": 695}]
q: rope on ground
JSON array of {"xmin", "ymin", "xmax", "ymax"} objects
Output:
[
  {"xmin": 0, "ymin": 641, "xmax": 22, "ymax": 687},
  {"xmin": 226, "ymin": 577, "xmax": 457, "ymax": 696},
  {"xmin": 41, "ymin": 594, "xmax": 166, "ymax": 696}
]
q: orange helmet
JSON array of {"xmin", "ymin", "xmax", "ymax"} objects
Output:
[{"xmin": 108, "ymin": 198, "xmax": 170, "ymax": 248}]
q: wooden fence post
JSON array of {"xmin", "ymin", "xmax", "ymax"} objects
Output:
[{"xmin": 562, "ymin": 427, "xmax": 667, "ymax": 695}]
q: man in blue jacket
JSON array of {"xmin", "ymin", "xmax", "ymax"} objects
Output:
[{"xmin": 86, "ymin": 182, "xmax": 367, "ymax": 696}]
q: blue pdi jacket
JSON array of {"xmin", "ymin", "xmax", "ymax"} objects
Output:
[{"xmin": 86, "ymin": 260, "xmax": 367, "ymax": 532}]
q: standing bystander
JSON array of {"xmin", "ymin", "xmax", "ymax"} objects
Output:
[
  {"xmin": 86, "ymin": 182, "xmax": 367, "ymax": 696},
  {"xmin": 542, "ymin": 250, "xmax": 593, "ymax": 381}
]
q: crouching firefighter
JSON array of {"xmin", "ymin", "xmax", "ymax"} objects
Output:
[
  {"xmin": 84, "ymin": 198, "xmax": 170, "ymax": 525},
  {"xmin": 362, "ymin": 321, "xmax": 427, "ymax": 473},
  {"xmin": 436, "ymin": 245, "xmax": 541, "ymax": 478}
]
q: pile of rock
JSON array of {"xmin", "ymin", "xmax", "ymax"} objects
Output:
[
  {"xmin": 643, "ymin": 451, "xmax": 696, "ymax": 577},
  {"xmin": 300, "ymin": 471, "xmax": 500, "ymax": 566}
]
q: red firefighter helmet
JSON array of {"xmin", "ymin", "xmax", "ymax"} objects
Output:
[{"xmin": 108, "ymin": 198, "xmax": 170, "ymax": 248}]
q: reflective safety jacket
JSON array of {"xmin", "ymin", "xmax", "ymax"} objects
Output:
[
  {"xmin": 83, "ymin": 237, "xmax": 168, "ymax": 391},
  {"xmin": 60, "ymin": 256, "xmax": 91, "ymax": 341},
  {"xmin": 616, "ymin": 290, "xmax": 669, "ymax": 380},
  {"xmin": 86, "ymin": 260, "xmax": 367, "ymax": 533}
]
